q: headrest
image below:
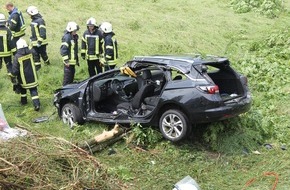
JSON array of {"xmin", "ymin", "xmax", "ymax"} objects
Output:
[{"xmin": 142, "ymin": 70, "xmax": 152, "ymax": 80}]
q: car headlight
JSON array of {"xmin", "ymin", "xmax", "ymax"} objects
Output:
[{"xmin": 53, "ymin": 92, "xmax": 60, "ymax": 104}]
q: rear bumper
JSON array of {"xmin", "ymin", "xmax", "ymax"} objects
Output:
[{"xmin": 190, "ymin": 95, "xmax": 252, "ymax": 123}]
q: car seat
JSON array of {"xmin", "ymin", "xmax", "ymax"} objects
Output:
[
  {"xmin": 117, "ymin": 83, "xmax": 155, "ymax": 114},
  {"xmin": 137, "ymin": 69, "xmax": 152, "ymax": 89}
]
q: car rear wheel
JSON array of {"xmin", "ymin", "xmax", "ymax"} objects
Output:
[
  {"xmin": 61, "ymin": 103, "xmax": 84, "ymax": 128},
  {"xmin": 159, "ymin": 109, "xmax": 189, "ymax": 142}
]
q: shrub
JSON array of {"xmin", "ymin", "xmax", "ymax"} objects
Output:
[{"xmin": 230, "ymin": 0, "xmax": 284, "ymax": 18}]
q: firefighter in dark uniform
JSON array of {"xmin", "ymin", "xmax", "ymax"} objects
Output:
[
  {"xmin": 11, "ymin": 38, "xmax": 40, "ymax": 111},
  {"xmin": 100, "ymin": 22, "xmax": 118, "ymax": 71},
  {"xmin": 60, "ymin": 21, "xmax": 79, "ymax": 86},
  {"xmin": 0, "ymin": 13, "xmax": 14, "ymax": 76},
  {"xmin": 5, "ymin": 2, "xmax": 26, "ymax": 54},
  {"xmin": 81, "ymin": 17, "xmax": 103, "ymax": 77},
  {"xmin": 26, "ymin": 6, "xmax": 49, "ymax": 71}
]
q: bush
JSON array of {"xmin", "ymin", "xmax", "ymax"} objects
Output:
[
  {"xmin": 128, "ymin": 123, "xmax": 162, "ymax": 148},
  {"xmin": 230, "ymin": 0, "xmax": 284, "ymax": 18},
  {"xmin": 203, "ymin": 109, "xmax": 274, "ymax": 154}
]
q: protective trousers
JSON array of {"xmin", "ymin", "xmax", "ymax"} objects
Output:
[
  {"xmin": 63, "ymin": 65, "xmax": 75, "ymax": 86},
  {"xmin": 87, "ymin": 59, "xmax": 102, "ymax": 77},
  {"xmin": 0, "ymin": 56, "xmax": 12, "ymax": 74},
  {"xmin": 20, "ymin": 87, "xmax": 40, "ymax": 107},
  {"xmin": 31, "ymin": 45, "xmax": 50, "ymax": 71}
]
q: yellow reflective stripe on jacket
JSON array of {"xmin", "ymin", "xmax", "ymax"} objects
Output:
[
  {"xmin": 0, "ymin": 31, "xmax": 11, "ymax": 56},
  {"xmin": 107, "ymin": 60, "xmax": 116, "ymax": 66},
  {"xmin": 32, "ymin": 95, "xmax": 39, "ymax": 100},
  {"xmin": 94, "ymin": 36, "xmax": 99, "ymax": 55},
  {"xmin": 62, "ymin": 40, "xmax": 76, "ymax": 65},
  {"xmin": 84, "ymin": 34, "xmax": 100, "ymax": 60},
  {"xmin": 31, "ymin": 24, "xmax": 48, "ymax": 46},
  {"xmin": 33, "ymin": 22, "xmax": 40, "ymax": 44},
  {"xmin": 82, "ymin": 36, "xmax": 87, "ymax": 43},
  {"xmin": 106, "ymin": 45, "xmax": 113, "ymax": 49},
  {"xmin": 18, "ymin": 54, "xmax": 38, "ymax": 88},
  {"xmin": 70, "ymin": 40, "xmax": 76, "ymax": 64},
  {"xmin": 62, "ymin": 55, "xmax": 69, "ymax": 61},
  {"xmin": 12, "ymin": 25, "xmax": 26, "ymax": 38},
  {"xmin": 11, "ymin": 19, "xmax": 17, "ymax": 24},
  {"xmin": 87, "ymin": 55, "xmax": 98, "ymax": 60},
  {"xmin": 61, "ymin": 42, "xmax": 68, "ymax": 47},
  {"xmin": 112, "ymin": 36, "xmax": 117, "ymax": 62}
]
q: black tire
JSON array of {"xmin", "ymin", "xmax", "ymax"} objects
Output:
[
  {"xmin": 159, "ymin": 109, "xmax": 189, "ymax": 142},
  {"xmin": 61, "ymin": 103, "xmax": 84, "ymax": 128}
]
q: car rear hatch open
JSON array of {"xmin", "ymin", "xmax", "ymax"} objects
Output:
[{"xmin": 194, "ymin": 58, "xmax": 250, "ymax": 103}]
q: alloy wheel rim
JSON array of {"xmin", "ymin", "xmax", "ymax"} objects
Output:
[
  {"xmin": 62, "ymin": 107, "xmax": 75, "ymax": 128},
  {"xmin": 162, "ymin": 113, "xmax": 183, "ymax": 139}
]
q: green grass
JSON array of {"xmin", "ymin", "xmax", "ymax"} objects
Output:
[{"xmin": 1, "ymin": 0, "xmax": 290, "ymax": 189}]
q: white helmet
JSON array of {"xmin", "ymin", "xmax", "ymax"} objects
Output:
[
  {"xmin": 0, "ymin": 14, "xmax": 6, "ymax": 26},
  {"xmin": 27, "ymin": 6, "xmax": 39, "ymax": 16},
  {"xmin": 66, "ymin": 21, "xmax": 79, "ymax": 32},
  {"xmin": 100, "ymin": 22, "xmax": 113, "ymax": 33},
  {"xmin": 86, "ymin": 17, "xmax": 97, "ymax": 27},
  {"xmin": 16, "ymin": 38, "xmax": 28, "ymax": 49}
]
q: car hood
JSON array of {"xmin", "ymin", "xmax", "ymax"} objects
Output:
[{"xmin": 55, "ymin": 80, "xmax": 88, "ymax": 92}]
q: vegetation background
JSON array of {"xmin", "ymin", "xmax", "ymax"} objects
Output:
[{"xmin": 1, "ymin": 0, "xmax": 290, "ymax": 189}]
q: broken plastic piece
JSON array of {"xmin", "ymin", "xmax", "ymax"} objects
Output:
[
  {"xmin": 173, "ymin": 175, "xmax": 201, "ymax": 190},
  {"xmin": 33, "ymin": 116, "xmax": 49, "ymax": 123}
]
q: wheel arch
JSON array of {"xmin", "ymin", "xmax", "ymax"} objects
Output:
[
  {"xmin": 156, "ymin": 102, "xmax": 190, "ymax": 124},
  {"xmin": 58, "ymin": 98, "xmax": 76, "ymax": 116}
]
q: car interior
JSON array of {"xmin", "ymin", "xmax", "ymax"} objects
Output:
[
  {"xmin": 91, "ymin": 66, "xmax": 166, "ymax": 118},
  {"xmin": 204, "ymin": 64, "xmax": 245, "ymax": 100}
]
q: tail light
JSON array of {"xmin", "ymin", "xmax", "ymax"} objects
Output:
[{"xmin": 198, "ymin": 85, "xmax": 219, "ymax": 94}]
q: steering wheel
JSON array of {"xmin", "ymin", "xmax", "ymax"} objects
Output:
[{"xmin": 110, "ymin": 79, "xmax": 127, "ymax": 97}]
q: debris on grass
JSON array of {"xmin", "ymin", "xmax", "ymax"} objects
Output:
[
  {"xmin": 77, "ymin": 124, "xmax": 131, "ymax": 154},
  {"xmin": 0, "ymin": 128, "xmax": 125, "ymax": 190}
]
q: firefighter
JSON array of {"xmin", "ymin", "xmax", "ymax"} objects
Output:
[
  {"xmin": 100, "ymin": 22, "xmax": 118, "ymax": 71},
  {"xmin": 0, "ymin": 13, "xmax": 14, "ymax": 76},
  {"xmin": 81, "ymin": 17, "xmax": 103, "ymax": 77},
  {"xmin": 11, "ymin": 38, "xmax": 40, "ymax": 111},
  {"xmin": 26, "ymin": 6, "xmax": 49, "ymax": 71},
  {"xmin": 5, "ymin": 2, "xmax": 26, "ymax": 54},
  {"xmin": 60, "ymin": 21, "xmax": 79, "ymax": 86}
]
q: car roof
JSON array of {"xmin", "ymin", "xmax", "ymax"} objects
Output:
[{"xmin": 132, "ymin": 55, "xmax": 230, "ymax": 69}]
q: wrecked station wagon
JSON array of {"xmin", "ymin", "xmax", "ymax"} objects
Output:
[{"xmin": 54, "ymin": 55, "xmax": 251, "ymax": 142}]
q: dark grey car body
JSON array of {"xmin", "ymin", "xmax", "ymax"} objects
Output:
[{"xmin": 54, "ymin": 55, "xmax": 251, "ymax": 142}]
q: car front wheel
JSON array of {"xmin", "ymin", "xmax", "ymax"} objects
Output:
[
  {"xmin": 61, "ymin": 103, "xmax": 84, "ymax": 128},
  {"xmin": 159, "ymin": 109, "xmax": 189, "ymax": 142}
]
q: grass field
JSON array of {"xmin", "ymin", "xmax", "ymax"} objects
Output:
[{"xmin": 1, "ymin": 0, "xmax": 290, "ymax": 189}]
